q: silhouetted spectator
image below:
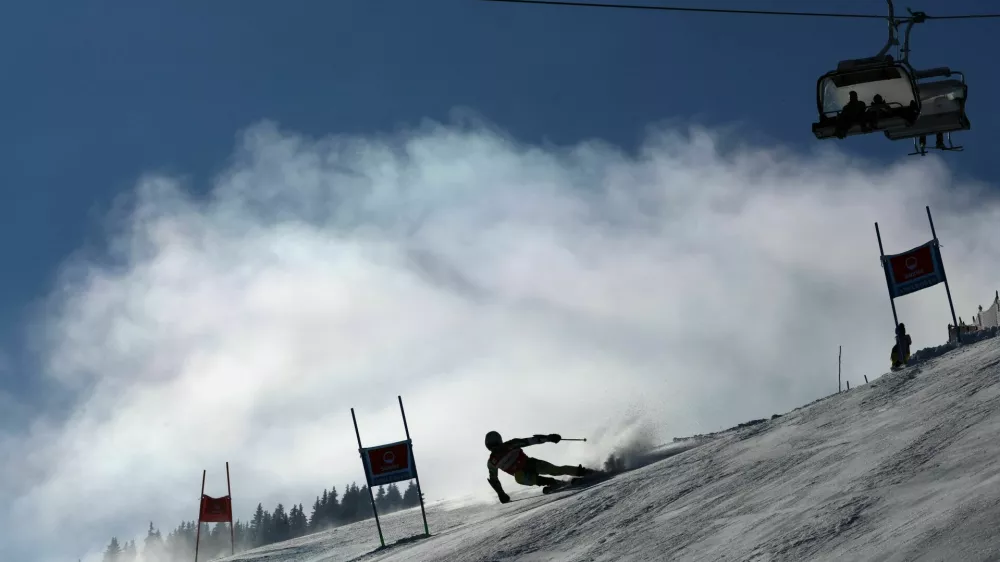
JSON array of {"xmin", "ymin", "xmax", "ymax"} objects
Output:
[
  {"xmin": 866, "ymin": 94, "xmax": 890, "ymax": 129},
  {"xmin": 891, "ymin": 322, "xmax": 912, "ymax": 369},
  {"xmin": 904, "ymin": 99, "xmax": 919, "ymax": 125},
  {"xmin": 836, "ymin": 91, "xmax": 867, "ymax": 138}
]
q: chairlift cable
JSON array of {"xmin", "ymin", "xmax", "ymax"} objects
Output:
[
  {"xmin": 480, "ymin": 0, "xmax": 1000, "ymax": 21},
  {"xmin": 480, "ymin": 0, "xmax": 884, "ymax": 18},
  {"xmin": 921, "ymin": 13, "xmax": 1000, "ymax": 20}
]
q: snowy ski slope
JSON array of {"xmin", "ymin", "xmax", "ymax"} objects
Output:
[{"xmin": 221, "ymin": 335, "xmax": 1000, "ymax": 561}]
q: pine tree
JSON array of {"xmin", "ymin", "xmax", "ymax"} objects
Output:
[
  {"xmin": 233, "ymin": 520, "xmax": 247, "ymax": 551},
  {"xmin": 359, "ymin": 486, "xmax": 373, "ymax": 520},
  {"xmin": 290, "ymin": 503, "xmax": 309, "ymax": 538},
  {"xmin": 403, "ymin": 481, "xmax": 420, "ymax": 508},
  {"xmin": 240, "ymin": 519, "xmax": 253, "ymax": 550},
  {"xmin": 163, "ymin": 529, "xmax": 175, "ymax": 559},
  {"xmin": 209, "ymin": 522, "xmax": 226, "ymax": 557},
  {"xmin": 375, "ymin": 485, "xmax": 388, "ymax": 512},
  {"xmin": 168, "ymin": 523, "xmax": 182, "ymax": 559},
  {"xmin": 122, "ymin": 539, "xmax": 137, "ymax": 562},
  {"xmin": 142, "ymin": 522, "xmax": 164, "ymax": 562},
  {"xmin": 180, "ymin": 521, "xmax": 196, "ymax": 556},
  {"xmin": 385, "ymin": 483, "xmax": 404, "ymax": 512},
  {"xmin": 272, "ymin": 503, "xmax": 290, "ymax": 543},
  {"xmin": 325, "ymin": 486, "xmax": 340, "ymax": 525},
  {"xmin": 339, "ymin": 483, "xmax": 358, "ymax": 523},
  {"xmin": 309, "ymin": 496, "xmax": 323, "ymax": 530},
  {"xmin": 288, "ymin": 504, "xmax": 300, "ymax": 538},
  {"xmin": 261, "ymin": 511, "xmax": 274, "ymax": 545},
  {"xmin": 102, "ymin": 537, "xmax": 122, "ymax": 562},
  {"xmin": 250, "ymin": 503, "xmax": 266, "ymax": 547}
]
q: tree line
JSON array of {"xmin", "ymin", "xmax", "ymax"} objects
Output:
[{"xmin": 98, "ymin": 480, "xmax": 422, "ymax": 561}]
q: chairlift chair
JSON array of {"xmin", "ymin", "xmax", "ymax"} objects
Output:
[
  {"xmin": 882, "ymin": 69, "xmax": 970, "ymax": 155},
  {"xmin": 812, "ymin": 57, "xmax": 921, "ymax": 140},
  {"xmin": 810, "ymin": 0, "xmax": 971, "ymax": 154}
]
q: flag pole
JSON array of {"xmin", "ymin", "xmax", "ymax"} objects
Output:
[
  {"xmin": 227, "ymin": 462, "xmax": 235, "ymax": 556},
  {"xmin": 398, "ymin": 395, "xmax": 430, "ymax": 537},
  {"xmin": 876, "ymin": 222, "xmax": 903, "ymax": 364},
  {"xmin": 926, "ymin": 206, "xmax": 960, "ymax": 343},
  {"xmin": 195, "ymin": 470, "xmax": 205, "ymax": 562},
  {"xmin": 352, "ymin": 408, "xmax": 385, "ymax": 547}
]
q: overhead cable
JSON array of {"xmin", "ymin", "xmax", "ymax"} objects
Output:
[{"xmin": 480, "ymin": 0, "xmax": 1000, "ymax": 21}]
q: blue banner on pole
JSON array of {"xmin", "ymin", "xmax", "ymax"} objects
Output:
[
  {"xmin": 360, "ymin": 439, "xmax": 415, "ymax": 487},
  {"xmin": 882, "ymin": 240, "xmax": 946, "ymax": 299}
]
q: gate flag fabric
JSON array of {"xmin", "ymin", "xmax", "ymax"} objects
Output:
[
  {"xmin": 199, "ymin": 494, "xmax": 233, "ymax": 523},
  {"xmin": 361, "ymin": 439, "xmax": 415, "ymax": 487},
  {"xmin": 195, "ymin": 462, "xmax": 236, "ymax": 561},
  {"xmin": 882, "ymin": 240, "xmax": 945, "ymax": 299}
]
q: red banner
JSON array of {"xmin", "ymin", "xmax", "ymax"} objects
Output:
[
  {"xmin": 888, "ymin": 243, "xmax": 936, "ymax": 283},
  {"xmin": 199, "ymin": 494, "xmax": 233, "ymax": 523}
]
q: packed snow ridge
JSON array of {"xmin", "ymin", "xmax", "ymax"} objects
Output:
[{"xmin": 221, "ymin": 333, "xmax": 1000, "ymax": 561}]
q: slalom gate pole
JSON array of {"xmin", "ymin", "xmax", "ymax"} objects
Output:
[
  {"xmin": 351, "ymin": 408, "xmax": 385, "ymax": 548},
  {"xmin": 875, "ymin": 222, "xmax": 903, "ymax": 365},
  {"xmin": 226, "ymin": 462, "xmax": 235, "ymax": 556},
  {"xmin": 839, "ymin": 345, "xmax": 842, "ymax": 393},
  {"xmin": 194, "ymin": 470, "xmax": 205, "ymax": 562},
  {"xmin": 398, "ymin": 395, "xmax": 430, "ymax": 537},
  {"xmin": 926, "ymin": 206, "xmax": 960, "ymax": 344}
]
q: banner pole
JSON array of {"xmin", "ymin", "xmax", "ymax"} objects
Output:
[
  {"xmin": 227, "ymin": 462, "xmax": 235, "ymax": 555},
  {"xmin": 926, "ymin": 206, "xmax": 960, "ymax": 343},
  {"xmin": 195, "ymin": 470, "xmax": 205, "ymax": 562},
  {"xmin": 876, "ymin": 222, "xmax": 903, "ymax": 363},
  {"xmin": 398, "ymin": 395, "xmax": 430, "ymax": 536},
  {"xmin": 352, "ymin": 408, "xmax": 385, "ymax": 548}
]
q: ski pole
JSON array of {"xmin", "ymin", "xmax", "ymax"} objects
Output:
[{"xmin": 561, "ymin": 438, "xmax": 587, "ymax": 442}]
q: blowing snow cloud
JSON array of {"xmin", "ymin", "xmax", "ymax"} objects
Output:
[{"xmin": 3, "ymin": 116, "xmax": 999, "ymax": 561}]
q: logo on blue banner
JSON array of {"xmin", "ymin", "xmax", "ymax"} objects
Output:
[{"xmin": 883, "ymin": 240, "xmax": 945, "ymax": 299}]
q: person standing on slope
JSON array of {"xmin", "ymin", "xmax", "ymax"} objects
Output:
[
  {"xmin": 485, "ymin": 431, "xmax": 597, "ymax": 503},
  {"xmin": 891, "ymin": 322, "xmax": 912, "ymax": 369}
]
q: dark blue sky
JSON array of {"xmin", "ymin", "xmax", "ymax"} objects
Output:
[{"xmin": 1, "ymin": 0, "xmax": 998, "ymax": 411}]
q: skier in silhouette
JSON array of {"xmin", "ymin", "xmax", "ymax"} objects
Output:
[{"xmin": 485, "ymin": 431, "xmax": 598, "ymax": 503}]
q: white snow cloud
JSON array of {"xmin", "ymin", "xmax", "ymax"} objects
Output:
[{"xmin": 3, "ymin": 116, "xmax": 1000, "ymax": 561}]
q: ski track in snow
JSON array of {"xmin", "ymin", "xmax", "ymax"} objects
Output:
[{"xmin": 219, "ymin": 337, "xmax": 1000, "ymax": 562}]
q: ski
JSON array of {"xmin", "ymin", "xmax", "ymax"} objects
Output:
[
  {"xmin": 541, "ymin": 471, "xmax": 610, "ymax": 494},
  {"xmin": 542, "ymin": 481, "xmax": 575, "ymax": 494}
]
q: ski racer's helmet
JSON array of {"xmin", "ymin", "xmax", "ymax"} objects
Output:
[{"xmin": 485, "ymin": 431, "xmax": 502, "ymax": 450}]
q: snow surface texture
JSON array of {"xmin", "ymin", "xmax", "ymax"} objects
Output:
[{"xmin": 212, "ymin": 335, "xmax": 1000, "ymax": 561}]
